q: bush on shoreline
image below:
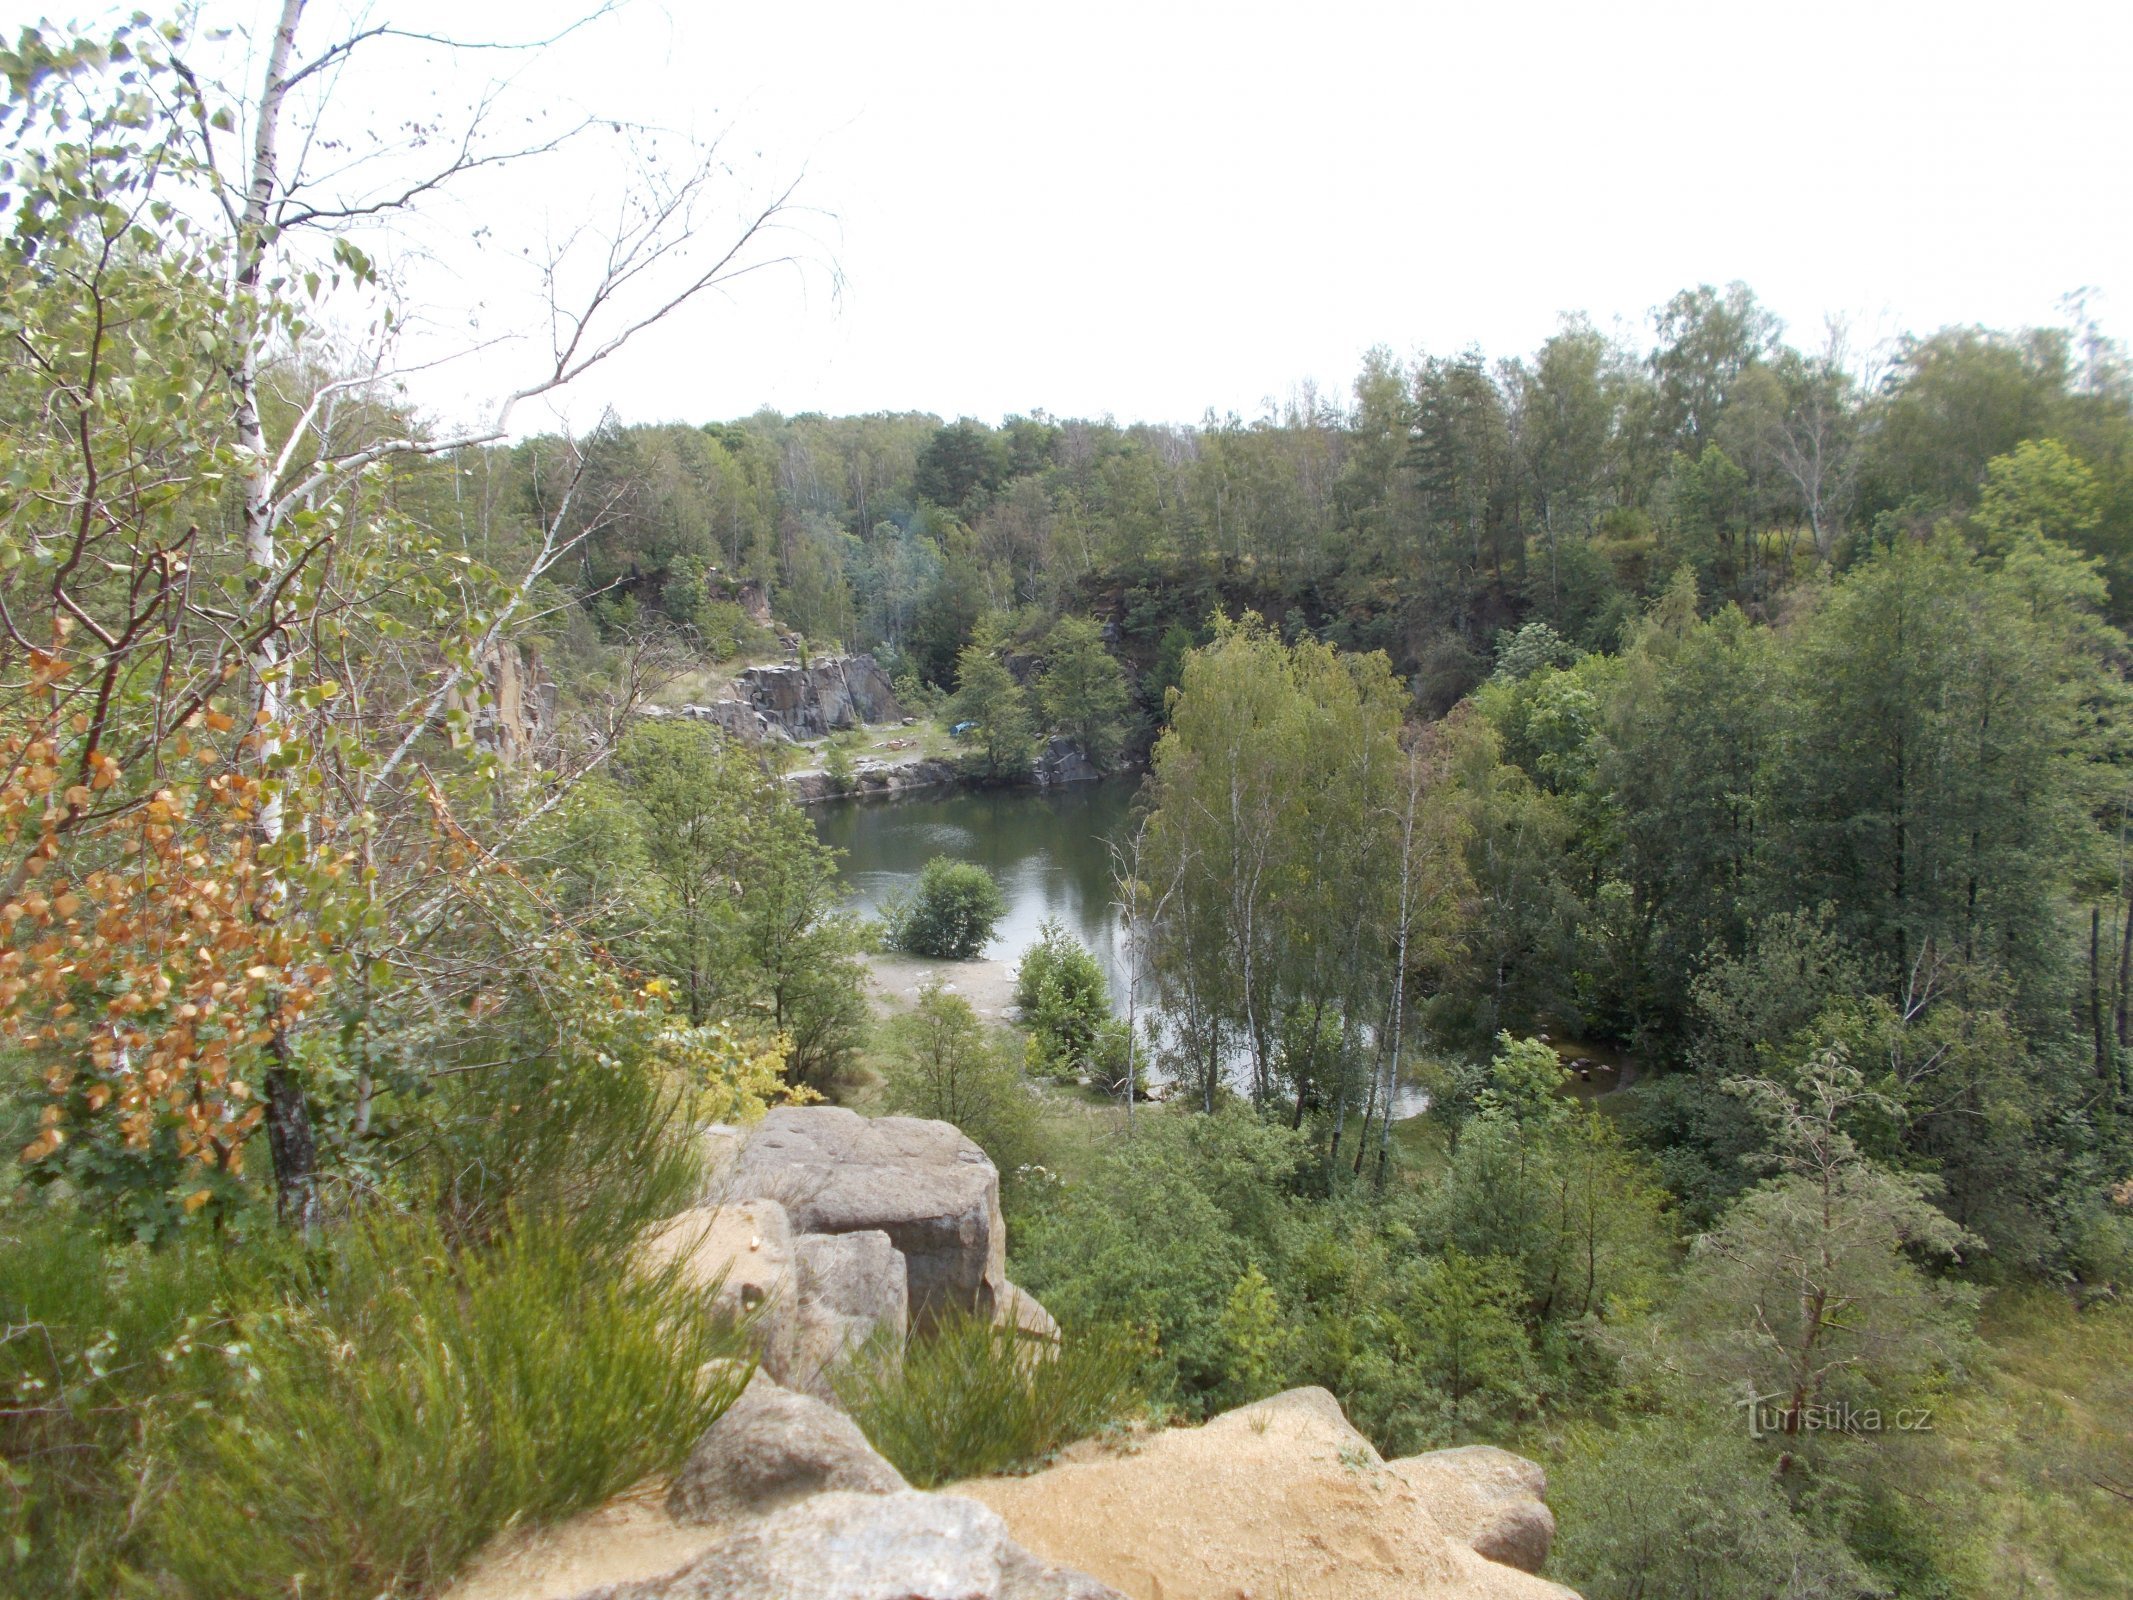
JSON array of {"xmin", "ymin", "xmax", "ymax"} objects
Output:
[{"xmin": 883, "ymin": 857, "xmax": 1008, "ymax": 959}]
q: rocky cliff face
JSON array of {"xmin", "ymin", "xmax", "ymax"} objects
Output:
[
  {"xmin": 646, "ymin": 653, "xmax": 903, "ymax": 745},
  {"xmin": 449, "ymin": 642, "xmax": 558, "ymax": 766},
  {"xmin": 1031, "ymin": 735, "xmax": 1101, "ymax": 787},
  {"xmin": 729, "ymin": 655, "xmax": 902, "ymax": 741}
]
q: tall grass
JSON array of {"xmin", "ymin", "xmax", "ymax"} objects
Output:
[
  {"xmin": 0, "ymin": 1209, "xmax": 272, "ymax": 1596},
  {"xmin": 2, "ymin": 1042, "xmax": 744, "ymax": 1599},
  {"xmin": 151, "ymin": 1213, "xmax": 748, "ymax": 1600},
  {"xmin": 836, "ymin": 1314, "xmax": 1142, "ymax": 1487}
]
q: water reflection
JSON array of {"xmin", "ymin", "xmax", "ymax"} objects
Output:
[
  {"xmin": 813, "ymin": 780, "xmax": 1430, "ymax": 1115},
  {"xmin": 812, "ymin": 779, "xmax": 1140, "ymax": 1012}
]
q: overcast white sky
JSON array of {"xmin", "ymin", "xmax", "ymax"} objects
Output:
[{"xmin": 181, "ymin": 0, "xmax": 2132, "ymax": 434}]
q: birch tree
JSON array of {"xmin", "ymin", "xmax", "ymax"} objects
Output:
[{"xmin": 1, "ymin": 8, "xmax": 810, "ymax": 1225}]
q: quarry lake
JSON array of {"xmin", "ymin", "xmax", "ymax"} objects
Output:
[
  {"xmin": 813, "ymin": 778, "xmax": 1142, "ymax": 1013},
  {"xmin": 813, "ymin": 779, "xmax": 1432, "ymax": 1115}
]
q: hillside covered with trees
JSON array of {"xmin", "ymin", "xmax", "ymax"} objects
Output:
[{"xmin": 2, "ymin": 9, "xmax": 2130, "ymax": 1600}]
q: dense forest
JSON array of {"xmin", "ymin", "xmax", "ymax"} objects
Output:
[
  {"xmin": 3, "ymin": 11, "xmax": 2131, "ymax": 1600},
  {"xmin": 533, "ymin": 286, "xmax": 2132, "ymax": 714}
]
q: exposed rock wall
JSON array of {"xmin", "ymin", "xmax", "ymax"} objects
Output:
[
  {"xmin": 641, "ymin": 653, "xmax": 903, "ymax": 746},
  {"xmin": 1031, "ymin": 735, "xmax": 1101, "ymax": 787},
  {"xmin": 729, "ymin": 654, "xmax": 901, "ymax": 741},
  {"xmin": 449, "ymin": 641, "xmax": 557, "ymax": 766}
]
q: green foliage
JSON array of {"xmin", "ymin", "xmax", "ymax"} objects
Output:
[
  {"xmin": 1141, "ymin": 614, "xmax": 1430, "ymax": 1126},
  {"xmin": 1974, "ymin": 437, "xmax": 2104, "ymax": 551},
  {"xmin": 1015, "ymin": 920, "xmax": 1111, "ymax": 1079},
  {"xmin": 1035, "ymin": 616, "xmax": 1131, "ymax": 764},
  {"xmin": 1401, "ymin": 1248, "xmax": 1538, "ymax": 1409},
  {"xmin": 1429, "ymin": 1039, "xmax": 1675, "ymax": 1326},
  {"xmin": 572, "ymin": 721, "xmax": 871, "ymax": 1089},
  {"xmin": 0, "ymin": 1210, "xmax": 268, "ymax": 1593},
  {"xmin": 0, "ymin": 1028, "xmax": 749, "ymax": 1600},
  {"xmin": 154, "ymin": 1213, "xmax": 749, "ymax": 1600},
  {"xmin": 1547, "ymin": 1416, "xmax": 1873, "ymax": 1600},
  {"xmin": 823, "ymin": 737, "xmax": 858, "ymax": 795},
  {"xmin": 949, "ymin": 625, "xmax": 1037, "ymax": 780},
  {"xmin": 1216, "ymin": 1263, "xmax": 1286, "ymax": 1404},
  {"xmin": 1669, "ymin": 1055, "xmax": 1979, "ymax": 1444},
  {"xmin": 884, "ymin": 856, "xmax": 1008, "ymax": 959},
  {"xmin": 835, "ymin": 1313, "xmax": 1142, "ymax": 1488},
  {"xmin": 399, "ymin": 1002, "xmax": 721, "ymax": 1254},
  {"xmin": 1013, "ymin": 1106, "xmax": 1308, "ymax": 1404},
  {"xmin": 877, "ymin": 979, "xmax": 1043, "ymax": 1178}
]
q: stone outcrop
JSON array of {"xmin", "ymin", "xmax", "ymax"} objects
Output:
[
  {"xmin": 1393, "ymin": 1445, "xmax": 1557, "ymax": 1575},
  {"xmin": 638, "ymin": 1201, "xmax": 798, "ymax": 1382},
  {"xmin": 665, "ymin": 1372, "xmax": 907, "ymax": 1527},
  {"xmin": 447, "ymin": 1379, "xmax": 1572, "ymax": 1600},
  {"xmin": 671, "ymin": 1107, "xmax": 1047, "ymax": 1394},
  {"xmin": 1031, "ymin": 735, "xmax": 1101, "ymax": 788},
  {"xmin": 729, "ymin": 654, "xmax": 901, "ymax": 741},
  {"xmin": 787, "ymin": 755, "xmax": 960, "ymax": 805},
  {"xmin": 793, "ymin": 1229, "xmax": 910, "ymax": 1382},
  {"xmin": 726, "ymin": 1106, "xmax": 1013, "ymax": 1331},
  {"xmin": 453, "ymin": 1112, "xmax": 1581, "ymax": 1600},
  {"xmin": 448, "ymin": 1370, "xmax": 1122, "ymax": 1600},
  {"xmin": 577, "ymin": 1488, "xmax": 1123, "ymax": 1600},
  {"xmin": 960, "ymin": 1387, "xmax": 1577, "ymax": 1600},
  {"xmin": 640, "ymin": 654, "xmax": 901, "ymax": 746},
  {"xmin": 449, "ymin": 641, "xmax": 557, "ymax": 767}
]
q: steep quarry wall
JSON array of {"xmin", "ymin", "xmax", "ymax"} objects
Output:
[{"xmin": 645, "ymin": 653, "xmax": 904, "ymax": 745}]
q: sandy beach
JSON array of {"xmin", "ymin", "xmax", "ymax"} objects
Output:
[{"xmin": 860, "ymin": 950, "xmax": 1022, "ymax": 1020}]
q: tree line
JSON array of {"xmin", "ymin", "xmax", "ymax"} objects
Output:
[{"xmin": 529, "ymin": 285, "xmax": 2133, "ymax": 724}]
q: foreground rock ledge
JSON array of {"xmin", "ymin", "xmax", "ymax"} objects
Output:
[
  {"xmin": 447, "ymin": 1381, "xmax": 1576, "ymax": 1600},
  {"xmin": 960, "ymin": 1387, "xmax": 1578, "ymax": 1600}
]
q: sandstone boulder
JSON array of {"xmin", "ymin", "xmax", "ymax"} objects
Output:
[
  {"xmin": 959, "ymin": 1387, "xmax": 1578, "ymax": 1600},
  {"xmin": 730, "ymin": 1106, "xmax": 1007, "ymax": 1329},
  {"xmin": 638, "ymin": 1202, "xmax": 796, "ymax": 1382},
  {"xmin": 1393, "ymin": 1445, "xmax": 1557, "ymax": 1575},
  {"xmin": 998, "ymin": 1281, "xmax": 1061, "ymax": 1345},
  {"xmin": 792, "ymin": 1229, "xmax": 910, "ymax": 1396},
  {"xmin": 575, "ymin": 1491, "xmax": 1125, "ymax": 1600},
  {"xmin": 665, "ymin": 1372, "xmax": 906, "ymax": 1527}
]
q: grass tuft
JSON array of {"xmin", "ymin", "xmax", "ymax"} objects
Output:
[
  {"xmin": 836, "ymin": 1312, "xmax": 1142, "ymax": 1487},
  {"xmin": 150, "ymin": 1213, "xmax": 749, "ymax": 1600}
]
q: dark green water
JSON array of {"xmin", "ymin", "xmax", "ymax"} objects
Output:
[{"xmin": 811, "ymin": 779, "xmax": 1140, "ymax": 1010}]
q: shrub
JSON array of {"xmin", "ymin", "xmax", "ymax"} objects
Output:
[
  {"xmin": 878, "ymin": 979, "xmax": 1044, "ymax": 1176},
  {"xmin": 0, "ymin": 1208, "xmax": 270, "ymax": 1594},
  {"xmin": 883, "ymin": 857, "xmax": 1007, "ymax": 959},
  {"xmin": 1013, "ymin": 1106, "xmax": 1310, "ymax": 1405},
  {"xmin": 153, "ymin": 1213, "xmax": 751, "ymax": 1600},
  {"xmin": 1014, "ymin": 920, "xmax": 1110, "ymax": 1079},
  {"xmin": 0, "ymin": 1002, "xmax": 766, "ymax": 1600},
  {"xmin": 1088, "ymin": 1017, "xmax": 1146, "ymax": 1098},
  {"xmin": 823, "ymin": 738, "xmax": 857, "ymax": 795},
  {"xmin": 1546, "ymin": 1416, "xmax": 1872, "ymax": 1600},
  {"xmin": 835, "ymin": 1312, "xmax": 1142, "ymax": 1486}
]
